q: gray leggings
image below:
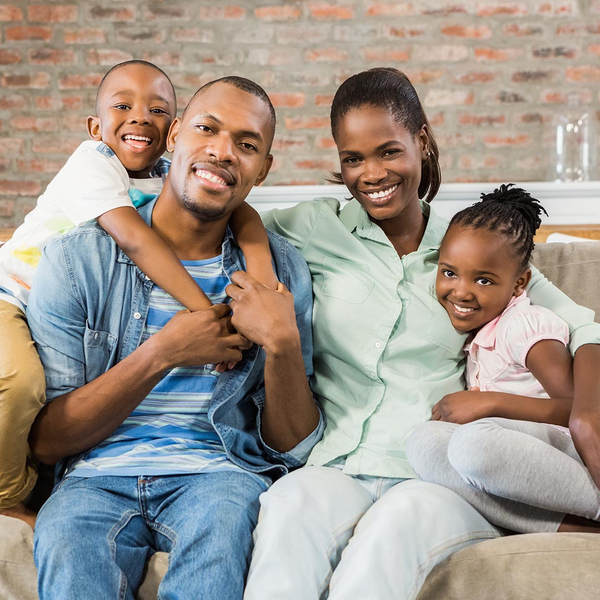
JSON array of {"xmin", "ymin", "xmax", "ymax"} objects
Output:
[{"xmin": 405, "ymin": 418, "xmax": 600, "ymax": 534}]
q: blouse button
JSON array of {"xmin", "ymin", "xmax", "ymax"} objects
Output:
[{"xmin": 374, "ymin": 341, "xmax": 382, "ymax": 349}]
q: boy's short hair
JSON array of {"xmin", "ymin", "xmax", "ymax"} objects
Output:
[{"xmin": 95, "ymin": 60, "xmax": 176, "ymax": 115}]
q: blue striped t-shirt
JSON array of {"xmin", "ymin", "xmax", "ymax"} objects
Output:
[{"xmin": 66, "ymin": 255, "xmax": 256, "ymax": 480}]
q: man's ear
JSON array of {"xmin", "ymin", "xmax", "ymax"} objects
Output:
[
  {"xmin": 166, "ymin": 117, "xmax": 181, "ymax": 153},
  {"xmin": 86, "ymin": 116, "xmax": 102, "ymax": 141},
  {"xmin": 254, "ymin": 154, "xmax": 273, "ymax": 187},
  {"xmin": 513, "ymin": 267, "xmax": 532, "ymax": 296}
]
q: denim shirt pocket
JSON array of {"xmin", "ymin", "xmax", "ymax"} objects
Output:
[{"xmin": 83, "ymin": 323, "xmax": 118, "ymax": 383}]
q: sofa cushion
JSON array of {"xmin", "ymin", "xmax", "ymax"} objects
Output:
[
  {"xmin": 416, "ymin": 532, "xmax": 600, "ymax": 600},
  {"xmin": 0, "ymin": 516, "xmax": 37, "ymax": 600}
]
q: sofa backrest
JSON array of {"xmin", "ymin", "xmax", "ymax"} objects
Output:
[{"xmin": 531, "ymin": 242, "xmax": 600, "ymax": 323}]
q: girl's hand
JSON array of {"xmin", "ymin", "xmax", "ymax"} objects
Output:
[{"xmin": 432, "ymin": 388, "xmax": 496, "ymax": 424}]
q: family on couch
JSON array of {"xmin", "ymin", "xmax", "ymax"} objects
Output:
[{"xmin": 1, "ymin": 61, "xmax": 599, "ymax": 599}]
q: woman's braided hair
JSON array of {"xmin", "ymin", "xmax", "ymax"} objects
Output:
[{"xmin": 448, "ymin": 184, "xmax": 548, "ymax": 268}]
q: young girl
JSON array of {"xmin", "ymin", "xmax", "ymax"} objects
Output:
[
  {"xmin": 245, "ymin": 68, "xmax": 600, "ymax": 600},
  {"xmin": 406, "ymin": 184, "xmax": 600, "ymax": 534}
]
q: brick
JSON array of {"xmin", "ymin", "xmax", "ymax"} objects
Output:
[
  {"xmin": 0, "ymin": 5, "xmax": 23, "ymax": 21},
  {"xmin": 233, "ymin": 28, "xmax": 276, "ymax": 44},
  {"xmin": 382, "ymin": 25, "xmax": 427, "ymax": 38},
  {"xmin": 271, "ymin": 137, "xmax": 308, "ymax": 151},
  {"xmin": 459, "ymin": 114, "xmax": 506, "ymax": 126},
  {"xmin": 0, "ymin": 180, "xmax": 42, "ymax": 197},
  {"xmin": 512, "ymin": 70, "xmax": 553, "ymax": 83},
  {"xmin": 504, "ymin": 24, "xmax": 544, "ymax": 36},
  {"xmin": 477, "ymin": 3, "xmax": 528, "ymax": 17},
  {"xmin": 0, "ymin": 94, "xmax": 27, "ymax": 110},
  {"xmin": 483, "ymin": 134, "xmax": 530, "ymax": 147},
  {"xmin": 32, "ymin": 137, "xmax": 83, "ymax": 155},
  {"xmin": 86, "ymin": 49, "xmax": 133, "ymax": 66},
  {"xmin": 141, "ymin": 52, "xmax": 183, "ymax": 67},
  {"xmin": 317, "ymin": 136, "xmax": 336, "ymax": 149},
  {"xmin": 88, "ymin": 6, "xmax": 135, "ymax": 21},
  {"xmin": 255, "ymin": 6, "xmax": 302, "ymax": 20},
  {"xmin": 555, "ymin": 24, "xmax": 584, "ymax": 35},
  {"xmin": 437, "ymin": 133, "xmax": 476, "ymax": 148},
  {"xmin": 194, "ymin": 50, "xmax": 240, "ymax": 66},
  {"xmin": 248, "ymin": 48, "xmax": 301, "ymax": 66},
  {"xmin": 454, "ymin": 71, "xmax": 495, "ymax": 84},
  {"xmin": 416, "ymin": 45, "xmax": 469, "ymax": 61},
  {"xmin": 0, "ymin": 159, "xmax": 9, "ymax": 174},
  {"xmin": 285, "ymin": 116, "xmax": 330, "ymax": 130},
  {"xmin": 517, "ymin": 112, "xmax": 552, "ymax": 124},
  {"xmin": 270, "ymin": 93, "xmax": 306, "ymax": 108},
  {"xmin": 6, "ymin": 26, "xmax": 52, "ymax": 41},
  {"xmin": 61, "ymin": 114, "xmax": 85, "ymax": 132},
  {"xmin": 403, "ymin": 69, "xmax": 444, "ymax": 84},
  {"xmin": 64, "ymin": 29, "xmax": 106, "ymax": 44},
  {"xmin": 306, "ymin": 48, "xmax": 349, "ymax": 62},
  {"xmin": 171, "ymin": 73, "xmax": 218, "ymax": 90},
  {"xmin": 428, "ymin": 112, "xmax": 445, "ymax": 127},
  {"xmin": 421, "ymin": 4, "xmax": 471, "ymax": 16},
  {"xmin": 199, "ymin": 6, "xmax": 246, "ymax": 20},
  {"xmin": 588, "ymin": 44, "xmax": 600, "ymax": 56},
  {"xmin": 0, "ymin": 200, "xmax": 16, "ymax": 218},
  {"xmin": 144, "ymin": 5, "xmax": 189, "ymax": 20},
  {"xmin": 459, "ymin": 154, "xmax": 503, "ymax": 169},
  {"xmin": 365, "ymin": 2, "xmax": 413, "ymax": 17},
  {"xmin": 309, "ymin": 4, "xmax": 355, "ymax": 19},
  {"xmin": 28, "ymin": 48, "xmax": 76, "ymax": 65},
  {"xmin": 116, "ymin": 29, "xmax": 166, "ymax": 44},
  {"xmin": 475, "ymin": 48, "xmax": 523, "ymax": 61},
  {"xmin": 171, "ymin": 28, "xmax": 215, "ymax": 43},
  {"xmin": 498, "ymin": 90, "xmax": 528, "ymax": 103},
  {"xmin": 315, "ymin": 94, "xmax": 334, "ymax": 106},
  {"xmin": 59, "ymin": 74, "xmax": 103, "ymax": 89},
  {"xmin": 0, "ymin": 49, "xmax": 21, "ymax": 65},
  {"xmin": 332, "ymin": 24, "xmax": 380, "ymax": 41},
  {"xmin": 28, "ymin": 5, "xmax": 78, "ymax": 23},
  {"xmin": 532, "ymin": 46, "xmax": 577, "ymax": 59},
  {"xmin": 10, "ymin": 116, "xmax": 58, "ymax": 132},
  {"xmin": 535, "ymin": 1, "xmax": 578, "ymax": 16},
  {"xmin": 277, "ymin": 25, "xmax": 328, "ymax": 44},
  {"xmin": 441, "ymin": 25, "xmax": 492, "ymax": 39},
  {"xmin": 0, "ymin": 138, "xmax": 24, "ymax": 154},
  {"xmin": 424, "ymin": 89, "xmax": 475, "ymax": 107},
  {"xmin": 2, "ymin": 73, "xmax": 50, "ymax": 89},
  {"xmin": 35, "ymin": 95, "xmax": 83, "ymax": 110},
  {"xmin": 294, "ymin": 159, "xmax": 336, "ymax": 170},
  {"xmin": 566, "ymin": 66, "xmax": 600, "ymax": 82},
  {"xmin": 361, "ymin": 48, "xmax": 410, "ymax": 61},
  {"xmin": 17, "ymin": 159, "xmax": 65, "ymax": 174}
]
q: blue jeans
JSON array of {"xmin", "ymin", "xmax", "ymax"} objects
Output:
[{"xmin": 34, "ymin": 471, "xmax": 266, "ymax": 600}]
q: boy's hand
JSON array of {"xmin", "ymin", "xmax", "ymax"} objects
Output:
[{"xmin": 432, "ymin": 388, "xmax": 495, "ymax": 424}]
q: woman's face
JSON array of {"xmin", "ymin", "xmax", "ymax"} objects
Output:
[{"xmin": 336, "ymin": 105, "xmax": 428, "ymax": 222}]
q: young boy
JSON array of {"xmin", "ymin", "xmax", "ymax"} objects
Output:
[{"xmin": 0, "ymin": 60, "xmax": 276, "ymax": 527}]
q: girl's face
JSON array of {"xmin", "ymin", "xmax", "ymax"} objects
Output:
[
  {"xmin": 335, "ymin": 105, "xmax": 428, "ymax": 223},
  {"xmin": 436, "ymin": 225, "xmax": 531, "ymax": 333}
]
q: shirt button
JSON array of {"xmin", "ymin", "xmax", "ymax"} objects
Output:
[
  {"xmin": 133, "ymin": 312, "xmax": 141, "ymax": 320},
  {"xmin": 144, "ymin": 275, "xmax": 151, "ymax": 280},
  {"xmin": 374, "ymin": 341, "xmax": 382, "ymax": 349}
]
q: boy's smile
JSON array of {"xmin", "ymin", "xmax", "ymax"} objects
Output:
[
  {"xmin": 87, "ymin": 62, "xmax": 176, "ymax": 178},
  {"xmin": 436, "ymin": 225, "xmax": 531, "ymax": 333}
]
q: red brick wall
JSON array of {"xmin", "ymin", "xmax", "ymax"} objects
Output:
[{"xmin": 0, "ymin": 0, "xmax": 598, "ymax": 226}]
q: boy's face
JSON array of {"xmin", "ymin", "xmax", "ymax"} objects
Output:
[
  {"xmin": 436, "ymin": 225, "xmax": 531, "ymax": 333},
  {"xmin": 87, "ymin": 63, "xmax": 176, "ymax": 178}
]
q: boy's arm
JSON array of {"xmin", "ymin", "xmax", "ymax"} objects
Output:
[
  {"xmin": 230, "ymin": 203, "xmax": 278, "ymax": 290},
  {"xmin": 98, "ymin": 207, "xmax": 212, "ymax": 311}
]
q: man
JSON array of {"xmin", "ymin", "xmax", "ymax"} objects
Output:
[{"xmin": 27, "ymin": 77, "xmax": 323, "ymax": 599}]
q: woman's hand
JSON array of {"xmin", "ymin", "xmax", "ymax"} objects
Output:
[{"xmin": 431, "ymin": 388, "xmax": 496, "ymax": 424}]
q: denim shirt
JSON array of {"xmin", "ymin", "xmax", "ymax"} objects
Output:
[{"xmin": 27, "ymin": 198, "xmax": 324, "ymax": 482}]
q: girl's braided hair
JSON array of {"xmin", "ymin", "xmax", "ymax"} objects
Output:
[{"xmin": 448, "ymin": 184, "xmax": 548, "ymax": 268}]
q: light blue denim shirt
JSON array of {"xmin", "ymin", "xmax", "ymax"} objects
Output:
[{"xmin": 27, "ymin": 198, "xmax": 324, "ymax": 482}]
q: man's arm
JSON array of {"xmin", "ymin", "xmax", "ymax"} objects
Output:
[
  {"xmin": 27, "ymin": 238, "xmax": 250, "ymax": 465},
  {"xmin": 226, "ymin": 271, "xmax": 320, "ymax": 452}
]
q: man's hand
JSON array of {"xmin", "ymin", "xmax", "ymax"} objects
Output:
[
  {"xmin": 570, "ymin": 412, "xmax": 600, "ymax": 491},
  {"xmin": 432, "ymin": 388, "xmax": 495, "ymax": 424},
  {"xmin": 226, "ymin": 271, "xmax": 300, "ymax": 355},
  {"xmin": 153, "ymin": 303, "xmax": 252, "ymax": 369}
]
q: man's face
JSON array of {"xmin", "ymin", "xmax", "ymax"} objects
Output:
[
  {"xmin": 165, "ymin": 82, "xmax": 273, "ymax": 222},
  {"xmin": 88, "ymin": 63, "xmax": 176, "ymax": 178}
]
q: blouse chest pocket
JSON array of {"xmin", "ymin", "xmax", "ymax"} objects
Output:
[
  {"xmin": 319, "ymin": 257, "xmax": 374, "ymax": 304},
  {"xmin": 83, "ymin": 323, "xmax": 118, "ymax": 383}
]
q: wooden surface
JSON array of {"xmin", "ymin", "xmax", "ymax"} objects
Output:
[{"xmin": 2, "ymin": 225, "xmax": 600, "ymax": 244}]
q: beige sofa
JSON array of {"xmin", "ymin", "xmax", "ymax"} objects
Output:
[{"xmin": 2, "ymin": 241, "xmax": 600, "ymax": 599}]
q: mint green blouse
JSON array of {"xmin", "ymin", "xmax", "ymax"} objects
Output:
[{"xmin": 263, "ymin": 198, "xmax": 600, "ymax": 478}]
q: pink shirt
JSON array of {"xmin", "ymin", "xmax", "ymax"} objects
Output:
[{"xmin": 464, "ymin": 292, "xmax": 570, "ymax": 434}]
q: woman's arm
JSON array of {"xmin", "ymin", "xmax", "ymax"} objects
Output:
[
  {"xmin": 229, "ymin": 202, "xmax": 278, "ymax": 290},
  {"xmin": 98, "ymin": 207, "xmax": 212, "ymax": 311}
]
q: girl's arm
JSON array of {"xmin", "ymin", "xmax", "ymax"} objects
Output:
[
  {"xmin": 433, "ymin": 339, "xmax": 573, "ymax": 426},
  {"xmin": 98, "ymin": 207, "xmax": 212, "ymax": 311},
  {"xmin": 230, "ymin": 203, "xmax": 278, "ymax": 290}
]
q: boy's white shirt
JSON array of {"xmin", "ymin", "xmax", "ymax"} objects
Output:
[{"xmin": 0, "ymin": 140, "xmax": 164, "ymax": 310}]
